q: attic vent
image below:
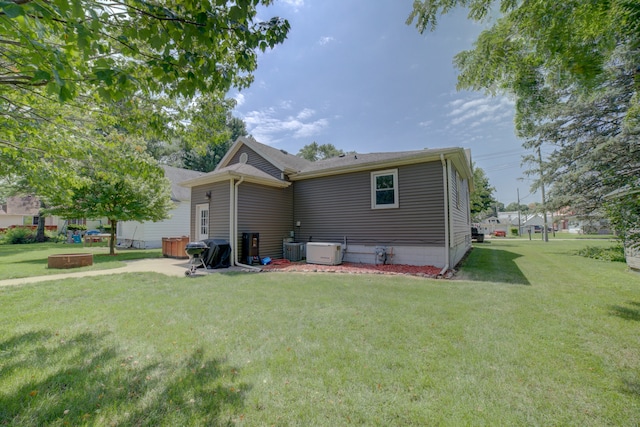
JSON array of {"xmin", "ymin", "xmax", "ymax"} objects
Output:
[
  {"xmin": 239, "ymin": 152, "xmax": 248, "ymax": 164},
  {"xmin": 280, "ymin": 149, "xmax": 288, "ymax": 154}
]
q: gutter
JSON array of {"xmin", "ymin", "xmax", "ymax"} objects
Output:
[
  {"xmin": 439, "ymin": 154, "xmax": 450, "ymax": 277},
  {"xmin": 232, "ymin": 177, "xmax": 261, "ymax": 271}
]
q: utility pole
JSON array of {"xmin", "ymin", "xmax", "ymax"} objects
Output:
[
  {"xmin": 538, "ymin": 146, "xmax": 549, "ymax": 242},
  {"xmin": 517, "ymin": 188, "xmax": 522, "ymax": 236}
]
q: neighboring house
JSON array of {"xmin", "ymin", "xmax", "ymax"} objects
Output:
[
  {"xmin": 181, "ymin": 136, "xmax": 473, "ymax": 269},
  {"xmin": 0, "ymin": 195, "xmax": 57, "ymax": 231},
  {"xmin": 116, "ymin": 165, "xmax": 204, "ymax": 249}
]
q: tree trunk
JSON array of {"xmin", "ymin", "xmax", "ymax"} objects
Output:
[
  {"xmin": 35, "ymin": 202, "xmax": 47, "ymax": 242},
  {"xmin": 109, "ymin": 219, "xmax": 117, "ymax": 255}
]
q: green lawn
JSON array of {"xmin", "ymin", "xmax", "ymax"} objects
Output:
[
  {"xmin": 0, "ymin": 243, "xmax": 161, "ymax": 280},
  {"xmin": 1, "ymin": 240, "xmax": 639, "ymax": 425}
]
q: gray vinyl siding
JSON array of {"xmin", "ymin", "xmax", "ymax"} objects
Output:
[
  {"xmin": 237, "ymin": 182, "xmax": 293, "ymax": 259},
  {"xmin": 190, "ymin": 181, "xmax": 231, "ymax": 241},
  {"xmin": 293, "ymin": 162, "xmax": 445, "ymax": 246},
  {"xmin": 450, "ymin": 165, "xmax": 471, "ymax": 248},
  {"xmin": 210, "ymin": 181, "xmax": 230, "ymax": 240},
  {"xmin": 230, "ymin": 146, "xmax": 282, "ymax": 179},
  {"xmin": 190, "ymin": 184, "xmax": 210, "ymax": 239}
]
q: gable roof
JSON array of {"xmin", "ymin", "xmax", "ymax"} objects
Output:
[
  {"xmin": 180, "ymin": 163, "xmax": 291, "ymax": 189},
  {"xmin": 161, "ymin": 165, "xmax": 204, "ymax": 201},
  {"xmin": 217, "ymin": 136, "xmax": 312, "ymax": 173}
]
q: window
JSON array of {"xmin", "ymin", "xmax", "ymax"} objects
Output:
[{"xmin": 371, "ymin": 169, "xmax": 399, "ymax": 209}]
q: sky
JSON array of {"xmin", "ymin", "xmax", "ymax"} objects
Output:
[{"xmin": 229, "ymin": 0, "xmax": 539, "ymax": 206}]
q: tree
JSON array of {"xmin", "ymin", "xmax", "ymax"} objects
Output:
[
  {"xmin": 520, "ymin": 49, "xmax": 640, "ymax": 216},
  {"xmin": 505, "ymin": 202, "xmax": 529, "ymax": 214},
  {"xmin": 49, "ymin": 137, "xmax": 173, "ymax": 255},
  {"xmin": 470, "ymin": 164, "xmax": 496, "ymax": 221},
  {"xmin": 297, "ymin": 142, "xmax": 347, "ymax": 161},
  {"xmin": 179, "ymin": 96, "xmax": 248, "ymax": 172},
  {"xmin": 1, "ymin": 1, "xmax": 289, "ymax": 102},
  {"xmin": 1, "ymin": 0, "xmax": 290, "ymax": 199},
  {"xmin": 407, "ymin": 1, "xmax": 639, "ymax": 113},
  {"xmin": 407, "ymin": 0, "xmax": 640, "ymax": 224}
]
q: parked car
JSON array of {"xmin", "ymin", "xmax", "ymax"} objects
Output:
[
  {"xmin": 493, "ymin": 230, "xmax": 506, "ymax": 237},
  {"xmin": 471, "ymin": 227, "xmax": 485, "ymax": 243}
]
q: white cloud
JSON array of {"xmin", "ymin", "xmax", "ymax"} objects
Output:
[
  {"xmin": 241, "ymin": 105, "xmax": 328, "ymax": 144},
  {"xmin": 233, "ymin": 93, "xmax": 245, "ymax": 107},
  {"xmin": 447, "ymin": 96, "xmax": 515, "ymax": 127},
  {"xmin": 318, "ymin": 36, "xmax": 335, "ymax": 46},
  {"xmin": 296, "ymin": 108, "xmax": 315, "ymax": 120},
  {"xmin": 281, "ymin": 0, "xmax": 304, "ymax": 6}
]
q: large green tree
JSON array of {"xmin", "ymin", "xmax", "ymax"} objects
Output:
[
  {"xmin": 1, "ymin": 0, "xmax": 289, "ymax": 199},
  {"xmin": 407, "ymin": 0, "xmax": 640, "ymax": 227},
  {"xmin": 180, "ymin": 97, "xmax": 248, "ymax": 172},
  {"xmin": 470, "ymin": 164, "xmax": 496, "ymax": 221},
  {"xmin": 1, "ymin": 0, "xmax": 289, "ymax": 102},
  {"xmin": 49, "ymin": 136, "xmax": 173, "ymax": 255}
]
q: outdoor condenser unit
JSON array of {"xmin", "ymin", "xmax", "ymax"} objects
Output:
[
  {"xmin": 306, "ymin": 242, "xmax": 342, "ymax": 265},
  {"xmin": 283, "ymin": 242, "xmax": 305, "ymax": 262}
]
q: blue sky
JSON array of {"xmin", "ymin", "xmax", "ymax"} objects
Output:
[{"xmin": 230, "ymin": 0, "xmax": 538, "ymax": 206}]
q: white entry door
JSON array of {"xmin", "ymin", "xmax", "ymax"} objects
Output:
[{"xmin": 195, "ymin": 203, "xmax": 209, "ymax": 241}]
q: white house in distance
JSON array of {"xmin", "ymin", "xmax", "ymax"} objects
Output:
[
  {"xmin": 116, "ymin": 165, "xmax": 203, "ymax": 248},
  {"xmin": 0, "ymin": 195, "xmax": 58, "ymax": 231}
]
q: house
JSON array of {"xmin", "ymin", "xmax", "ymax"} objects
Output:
[
  {"xmin": 181, "ymin": 137, "xmax": 473, "ymax": 270},
  {"xmin": 116, "ymin": 165, "xmax": 204, "ymax": 249},
  {"xmin": 0, "ymin": 195, "xmax": 57, "ymax": 231}
]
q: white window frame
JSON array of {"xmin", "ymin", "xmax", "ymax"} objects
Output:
[{"xmin": 371, "ymin": 169, "xmax": 399, "ymax": 209}]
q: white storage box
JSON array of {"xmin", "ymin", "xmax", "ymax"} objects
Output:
[{"xmin": 306, "ymin": 242, "xmax": 342, "ymax": 265}]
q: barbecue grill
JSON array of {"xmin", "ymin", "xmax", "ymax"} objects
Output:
[{"xmin": 184, "ymin": 241, "xmax": 209, "ymax": 276}]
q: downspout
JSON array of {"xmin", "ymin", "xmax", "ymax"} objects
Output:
[
  {"xmin": 439, "ymin": 154, "xmax": 450, "ymax": 277},
  {"xmin": 233, "ymin": 177, "xmax": 261, "ymax": 270},
  {"xmin": 229, "ymin": 180, "xmax": 235, "ymax": 265}
]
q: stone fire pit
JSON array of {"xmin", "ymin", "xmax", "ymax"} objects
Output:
[{"xmin": 48, "ymin": 253, "xmax": 94, "ymax": 269}]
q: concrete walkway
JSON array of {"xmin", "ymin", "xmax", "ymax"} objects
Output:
[{"xmin": 0, "ymin": 258, "xmax": 254, "ymax": 288}]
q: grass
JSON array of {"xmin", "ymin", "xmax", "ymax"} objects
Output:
[
  {"xmin": 0, "ymin": 242, "xmax": 161, "ymax": 280},
  {"xmin": 1, "ymin": 240, "xmax": 640, "ymax": 425}
]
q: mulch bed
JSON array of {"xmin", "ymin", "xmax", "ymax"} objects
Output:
[{"xmin": 261, "ymin": 259, "xmax": 448, "ymax": 279}]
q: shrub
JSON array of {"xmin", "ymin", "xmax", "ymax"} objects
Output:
[
  {"xmin": 67, "ymin": 224, "xmax": 87, "ymax": 231},
  {"xmin": 576, "ymin": 245, "xmax": 626, "ymax": 263},
  {"xmin": 1, "ymin": 227, "xmax": 36, "ymax": 244}
]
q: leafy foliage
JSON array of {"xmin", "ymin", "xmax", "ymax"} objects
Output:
[
  {"xmin": 179, "ymin": 97, "xmax": 248, "ymax": 172},
  {"xmin": 470, "ymin": 164, "xmax": 496, "ymax": 221},
  {"xmin": 408, "ymin": 0, "xmax": 640, "ymax": 228},
  {"xmin": 0, "ymin": 227, "xmax": 36, "ymax": 245},
  {"xmin": 504, "ymin": 202, "xmax": 529, "ymax": 213},
  {"xmin": 297, "ymin": 142, "xmax": 349, "ymax": 161},
  {"xmin": 576, "ymin": 245, "xmax": 626, "ymax": 263},
  {"xmin": 0, "ymin": 0, "xmax": 289, "ymax": 218},
  {"xmin": 0, "ymin": 0, "xmax": 290, "ymax": 102},
  {"xmin": 49, "ymin": 138, "xmax": 173, "ymax": 255}
]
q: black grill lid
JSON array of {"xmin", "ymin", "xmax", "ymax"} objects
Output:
[{"xmin": 186, "ymin": 241, "xmax": 208, "ymax": 249}]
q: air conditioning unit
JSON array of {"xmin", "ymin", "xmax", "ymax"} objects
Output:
[
  {"xmin": 306, "ymin": 242, "xmax": 342, "ymax": 265},
  {"xmin": 284, "ymin": 242, "xmax": 305, "ymax": 262}
]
